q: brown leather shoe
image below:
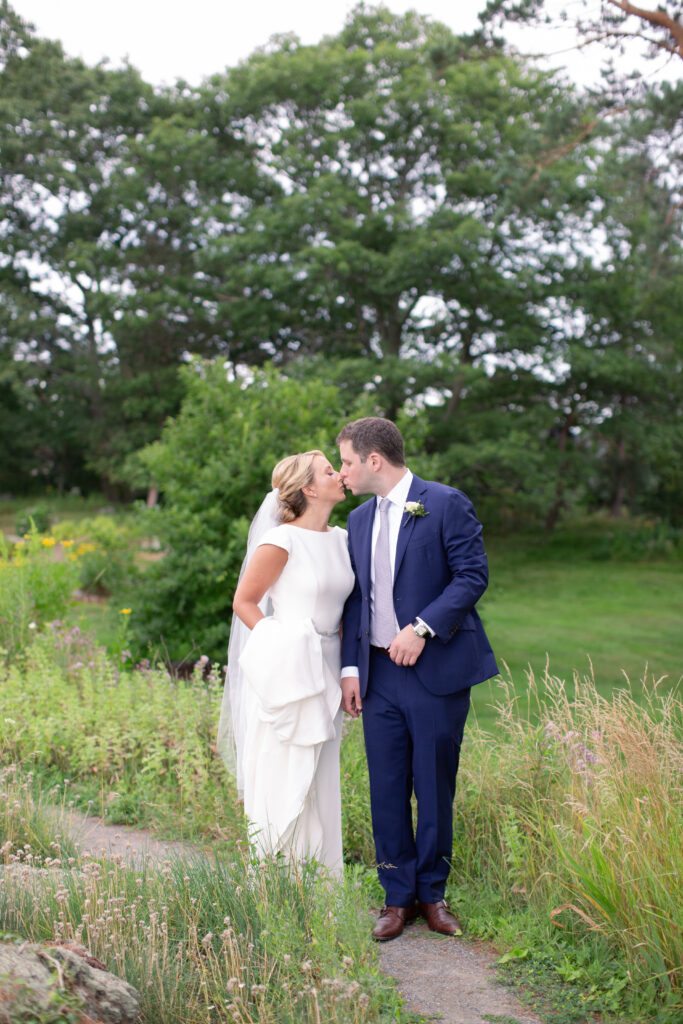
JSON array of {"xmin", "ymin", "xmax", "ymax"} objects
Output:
[
  {"xmin": 372, "ymin": 904, "xmax": 418, "ymax": 942},
  {"xmin": 417, "ymin": 900, "xmax": 462, "ymax": 935}
]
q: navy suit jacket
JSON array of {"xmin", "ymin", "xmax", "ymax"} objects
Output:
[{"xmin": 342, "ymin": 475, "xmax": 498, "ymax": 697}]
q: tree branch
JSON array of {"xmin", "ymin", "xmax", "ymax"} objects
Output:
[
  {"xmin": 530, "ymin": 106, "xmax": 628, "ymax": 181},
  {"xmin": 605, "ymin": 0, "xmax": 683, "ymax": 59}
]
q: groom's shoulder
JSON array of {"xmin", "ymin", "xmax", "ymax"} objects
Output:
[
  {"xmin": 420, "ymin": 478, "xmax": 476, "ymax": 512},
  {"xmin": 421, "ymin": 478, "xmax": 467, "ymax": 500}
]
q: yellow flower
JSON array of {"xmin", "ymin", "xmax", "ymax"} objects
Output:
[
  {"xmin": 120, "ymin": 608, "xmax": 132, "ymax": 615},
  {"xmin": 42, "ymin": 537, "xmax": 56, "ymax": 547},
  {"xmin": 61, "ymin": 539, "xmax": 74, "ymax": 547}
]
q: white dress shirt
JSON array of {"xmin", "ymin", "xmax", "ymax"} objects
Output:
[{"xmin": 341, "ymin": 470, "xmax": 433, "ymax": 679}]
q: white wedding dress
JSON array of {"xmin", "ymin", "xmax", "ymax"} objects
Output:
[{"xmin": 237, "ymin": 523, "xmax": 354, "ymax": 876}]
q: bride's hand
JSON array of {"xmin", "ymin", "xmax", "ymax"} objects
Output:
[{"xmin": 341, "ymin": 676, "xmax": 362, "ymax": 717}]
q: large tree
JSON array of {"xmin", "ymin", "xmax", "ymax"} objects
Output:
[
  {"xmin": 201, "ymin": 6, "xmax": 596, "ymax": 385},
  {"xmin": 0, "ymin": 2, "xmax": 262, "ymax": 493}
]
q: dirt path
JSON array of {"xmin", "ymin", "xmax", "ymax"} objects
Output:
[
  {"xmin": 378, "ymin": 921, "xmax": 542, "ymax": 1024},
  {"xmin": 61, "ymin": 810, "xmax": 541, "ymax": 1024},
  {"xmin": 60, "ymin": 808, "xmax": 202, "ymax": 864}
]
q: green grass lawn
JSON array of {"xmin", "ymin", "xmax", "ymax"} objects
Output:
[{"xmin": 472, "ymin": 537, "xmax": 682, "ymax": 730}]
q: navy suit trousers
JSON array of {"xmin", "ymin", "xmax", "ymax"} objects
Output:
[{"xmin": 362, "ymin": 647, "xmax": 471, "ymax": 906}]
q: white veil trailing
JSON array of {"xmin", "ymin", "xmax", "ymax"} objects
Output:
[{"xmin": 217, "ymin": 489, "xmax": 281, "ymax": 797}]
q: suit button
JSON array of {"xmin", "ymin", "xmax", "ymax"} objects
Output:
[{"xmin": 365, "ymin": 631, "xmax": 369, "ymax": 637}]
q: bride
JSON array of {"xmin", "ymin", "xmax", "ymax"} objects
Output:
[{"xmin": 217, "ymin": 450, "xmax": 353, "ymax": 875}]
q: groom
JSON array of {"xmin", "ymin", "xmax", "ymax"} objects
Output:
[{"xmin": 338, "ymin": 417, "xmax": 498, "ymax": 941}]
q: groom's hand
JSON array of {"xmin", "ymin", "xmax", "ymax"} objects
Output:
[
  {"xmin": 389, "ymin": 625, "xmax": 426, "ymax": 666},
  {"xmin": 341, "ymin": 676, "xmax": 362, "ymax": 717}
]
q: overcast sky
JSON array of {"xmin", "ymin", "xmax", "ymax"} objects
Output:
[
  {"xmin": 10, "ymin": 1, "xmax": 680, "ymax": 90},
  {"xmin": 12, "ymin": 1, "xmax": 490, "ymax": 85}
]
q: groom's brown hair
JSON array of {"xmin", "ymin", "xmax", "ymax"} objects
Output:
[{"xmin": 336, "ymin": 417, "xmax": 405, "ymax": 467}]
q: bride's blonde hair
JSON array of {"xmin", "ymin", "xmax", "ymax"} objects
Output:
[{"xmin": 272, "ymin": 450, "xmax": 325, "ymax": 523}]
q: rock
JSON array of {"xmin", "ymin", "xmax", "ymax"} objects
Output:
[{"xmin": 0, "ymin": 940, "xmax": 140, "ymax": 1024}]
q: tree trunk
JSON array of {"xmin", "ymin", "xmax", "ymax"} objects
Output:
[
  {"xmin": 610, "ymin": 438, "xmax": 626, "ymax": 517},
  {"xmin": 545, "ymin": 411, "xmax": 574, "ymax": 532}
]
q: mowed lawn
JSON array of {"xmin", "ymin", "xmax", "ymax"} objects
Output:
[{"xmin": 472, "ymin": 545, "xmax": 683, "ymax": 730}]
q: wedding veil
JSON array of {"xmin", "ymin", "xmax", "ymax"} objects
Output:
[{"xmin": 217, "ymin": 488, "xmax": 281, "ymax": 796}]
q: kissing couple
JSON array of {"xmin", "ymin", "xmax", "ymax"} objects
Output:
[{"xmin": 218, "ymin": 416, "xmax": 498, "ymax": 941}]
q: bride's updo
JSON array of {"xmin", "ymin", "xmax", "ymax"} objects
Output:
[{"xmin": 272, "ymin": 450, "xmax": 325, "ymax": 523}]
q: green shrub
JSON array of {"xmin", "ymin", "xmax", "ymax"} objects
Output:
[
  {"xmin": 123, "ymin": 360, "xmax": 365, "ymax": 662},
  {"xmin": 52, "ymin": 515, "xmax": 137, "ymax": 594},
  {"xmin": 14, "ymin": 504, "xmax": 51, "ymax": 536},
  {"xmin": 0, "ymin": 625, "xmax": 242, "ymax": 839}
]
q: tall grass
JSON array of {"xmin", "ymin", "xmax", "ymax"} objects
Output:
[
  {"xmin": 0, "ymin": 625, "xmax": 242, "ymax": 839},
  {"xmin": 3, "ymin": 622, "xmax": 680, "ymax": 1021},
  {"xmin": 450, "ymin": 666, "xmax": 683, "ymax": 1020},
  {"xmin": 0, "ymin": 530, "xmax": 80, "ymax": 661},
  {"xmin": 0, "ymin": 807, "xmax": 398, "ymax": 1023}
]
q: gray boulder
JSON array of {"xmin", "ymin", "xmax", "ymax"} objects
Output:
[{"xmin": 0, "ymin": 940, "xmax": 140, "ymax": 1023}]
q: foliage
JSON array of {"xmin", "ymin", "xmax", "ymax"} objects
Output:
[
  {"xmin": 1, "ymin": 598, "xmax": 683, "ymax": 1019},
  {"xmin": 122, "ymin": 360, "xmax": 367, "ymax": 663},
  {"xmin": 0, "ymin": 827, "xmax": 401, "ymax": 1024},
  {"xmin": 52, "ymin": 515, "xmax": 137, "ymax": 595},
  {"xmin": 14, "ymin": 504, "xmax": 51, "ymax": 536},
  {"xmin": 0, "ymin": 530, "xmax": 80, "ymax": 661},
  {"xmin": 451, "ymin": 668, "xmax": 683, "ymax": 1021},
  {"xmin": 0, "ymin": 625, "xmax": 239, "ymax": 838},
  {"xmin": 2, "ymin": 615, "xmax": 681, "ymax": 1020},
  {"xmin": 0, "ymin": 2, "xmax": 262, "ymax": 494},
  {"xmin": 2, "ymin": 2, "xmax": 681, "ymax": 529},
  {"xmin": 0, "ymin": 763, "xmax": 78, "ymax": 862}
]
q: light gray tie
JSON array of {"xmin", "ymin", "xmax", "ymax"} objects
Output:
[{"xmin": 372, "ymin": 497, "xmax": 396, "ymax": 648}]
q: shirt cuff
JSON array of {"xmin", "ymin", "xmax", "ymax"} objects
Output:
[
  {"xmin": 415, "ymin": 616, "xmax": 435, "ymax": 637},
  {"xmin": 340, "ymin": 666, "xmax": 359, "ymax": 679}
]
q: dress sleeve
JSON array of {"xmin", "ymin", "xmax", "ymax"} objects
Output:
[{"xmin": 256, "ymin": 525, "xmax": 292, "ymax": 553}]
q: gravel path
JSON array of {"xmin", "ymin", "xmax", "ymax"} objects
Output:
[
  {"xmin": 61, "ymin": 810, "xmax": 541, "ymax": 1023},
  {"xmin": 377, "ymin": 919, "xmax": 542, "ymax": 1024}
]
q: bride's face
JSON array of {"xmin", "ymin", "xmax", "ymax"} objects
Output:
[{"xmin": 311, "ymin": 455, "xmax": 346, "ymax": 504}]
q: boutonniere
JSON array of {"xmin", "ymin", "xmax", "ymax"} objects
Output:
[{"xmin": 403, "ymin": 500, "xmax": 429, "ymax": 525}]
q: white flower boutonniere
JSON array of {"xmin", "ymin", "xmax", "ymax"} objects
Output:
[{"xmin": 403, "ymin": 500, "xmax": 429, "ymax": 525}]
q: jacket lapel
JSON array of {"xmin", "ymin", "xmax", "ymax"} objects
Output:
[{"xmin": 394, "ymin": 475, "xmax": 427, "ymax": 581}]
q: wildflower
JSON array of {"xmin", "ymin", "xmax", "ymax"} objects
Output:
[
  {"xmin": 42, "ymin": 537, "xmax": 56, "ymax": 547},
  {"xmin": 61, "ymin": 539, "xmax": 74, "ymax": 547},
  {"xmin": 28, "ymin": 622, "xmax": 37, "ymax": 630},
  {"xmin": 120, "ymin": 608, "xmax": 132, "ymax": 616}
]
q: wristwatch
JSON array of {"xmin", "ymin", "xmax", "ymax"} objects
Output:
[{"xmin": 411, "ymin": 619, "xmax": 430, "ymax": 639}]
